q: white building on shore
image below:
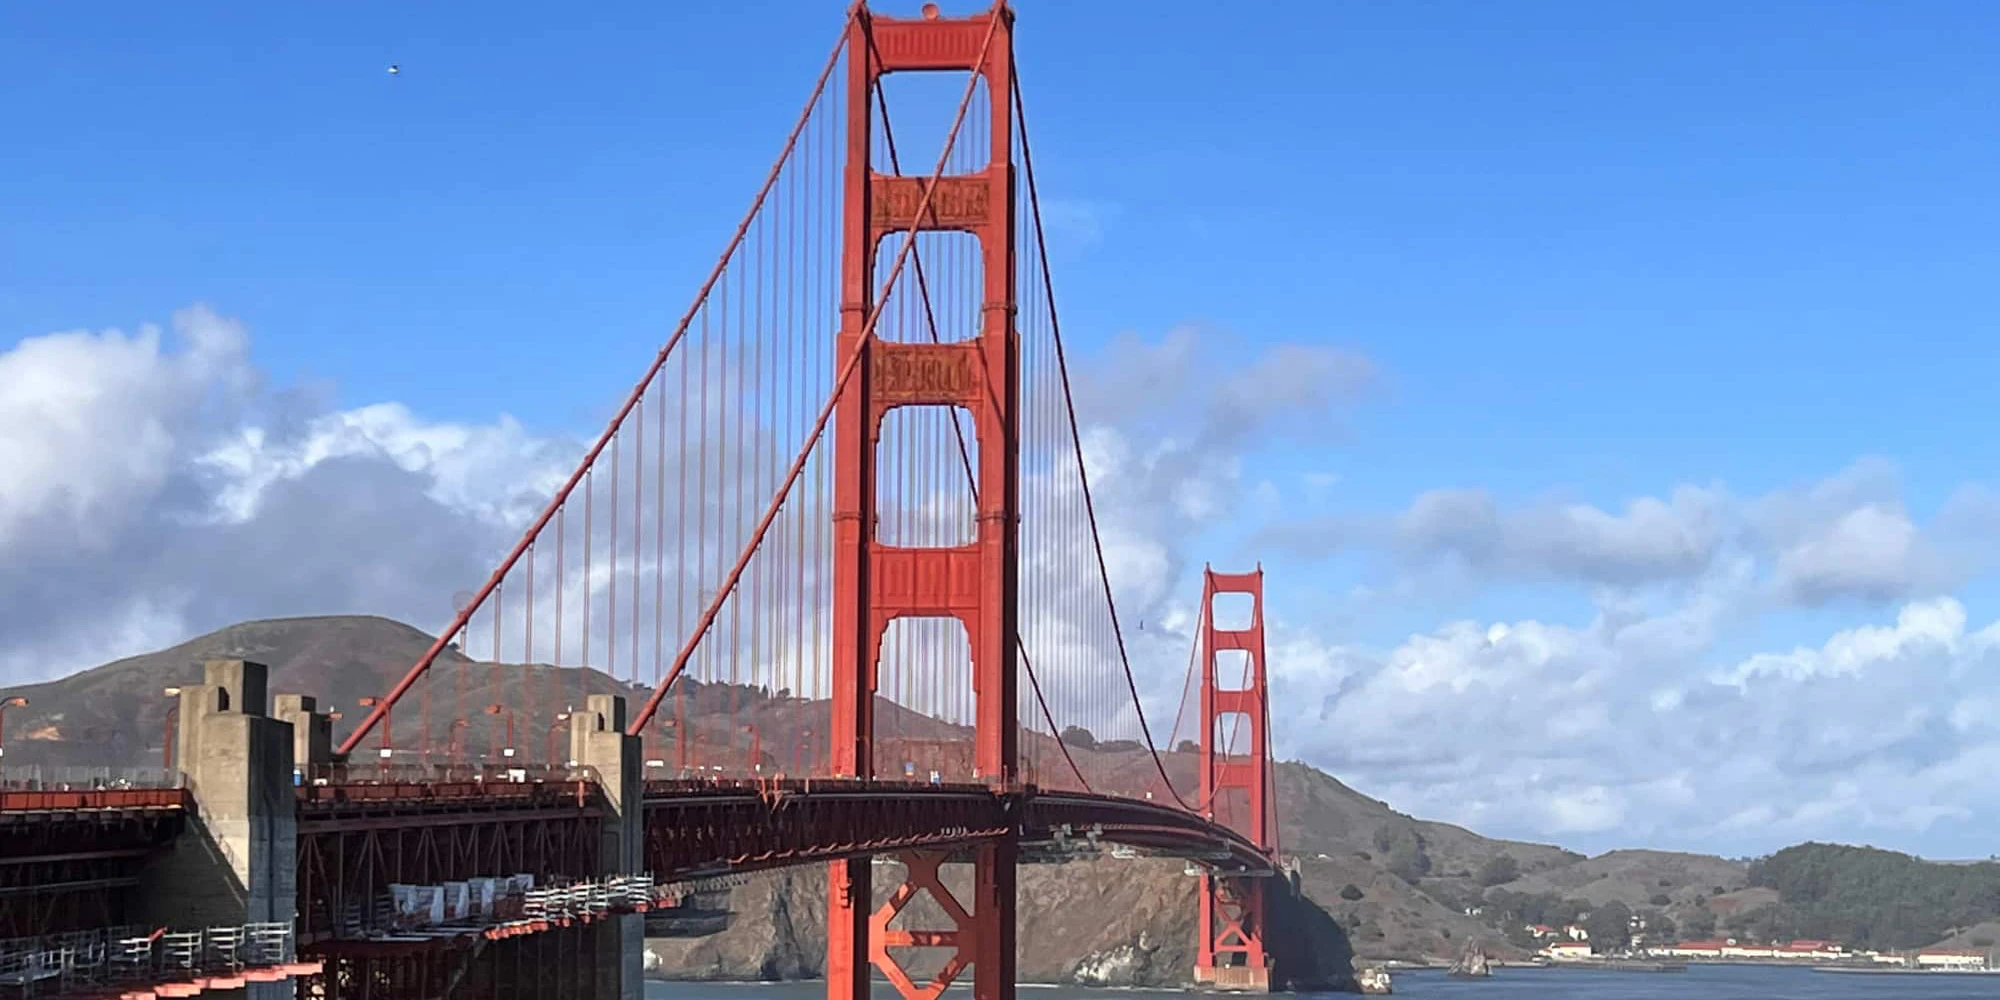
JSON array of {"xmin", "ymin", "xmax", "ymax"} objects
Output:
[
  {"xmin": 1655, "ymin": 938, "xmax": 1851, "ymax": 962},
  {"xmin": 1916, "ymin": 949, "xmax": 1989, "ymax": 970},
  {"xmin": 1658, "ymin": 940, "xmax": 1726, "ymax": 958},
  {"xmin": 1545, "ymin": 941, "xmax": 1592, "ymax": 961}
]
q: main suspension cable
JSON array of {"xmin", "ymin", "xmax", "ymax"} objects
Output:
[
  {"xmin": 628, "ymin": 7, "xmax": 1006, "ymax": 736},
  {"xmin": 1014, "ymin": 70, "xmax": 1196, "ymax": 812},
  {"xmin": 869, "ymin": 67, "xmax": 1093, "ymax": 793},
  {"xmin": 339, "ymin": 10, "xmax": 861, "ymax": 757}
]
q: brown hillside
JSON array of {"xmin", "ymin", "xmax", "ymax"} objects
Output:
[
  {"xmin": 0, "ymin": 614, "xmax": 1707, "ymax": 970},
  {"xmin": 0, "ymin": 615, "xmax": 645, "ymax": 768},
  {"xmin": 1496, "ymin": 848, "xmax": 1749, "ymax": 909}
]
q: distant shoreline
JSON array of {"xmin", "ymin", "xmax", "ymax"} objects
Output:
[
  {"xmin": 1812, "ymin": 966, "xmax": 2000, "ymax": 977},
  {"xmin": 1388, "ymin": 959, "xmax": 1996, "ymax": 973}
]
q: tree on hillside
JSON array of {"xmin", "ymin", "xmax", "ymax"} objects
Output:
[
  {"xmin": 1478, "ymin": 855, "xmax": 1520, "ymax": 887},
  {"xmin": 1418, "ymin": 881, "xmax": 1479, "ymax": 913},
  {"xmin": 1060, "ymin": 726, "xmax": 1097, "ymax": 749},
  {"xmin": 1486, "ymin": 889, "xmax": 1591, "ymax": 930},
  {"xmin": 1386, "ymin": 841, "xmax": 1429, "ymax": 882},
  {"xmin": 1551, "ymin": 897, "xmax": 1591, "ymax": 929},
  {"xmin": 1373, "ymin": 826, "xmax": 1433, "ymax": 883},
  {"xmin": 1585, "ymin": 901, "xmax": 1633, "ymax": 951},
  {"xmin": 1748, "ymin": 842, "xmax": 2000, "ymax": 949},
  {"xmin": 1647, "ymin": 914, "xmax": 1677, "ymax": 942},
  {"xmin": 1505, "ymin": 923, "xmax": 1541, "ymax": 950},
  {"xmin": 1339, "ymin": 884, "xmax": 1365, "ymax": 901},
  {"xmin": 1682, "ymin": 908, "xmax": 1717, "ymax": 940},
  {"xmin": 1649, "ymin": 893, "xmax": 1671, "ymax": 907},
  {"xmin": 1484, "ymin": 888, "xmax": 1525, "ymax": 922},
  {"xmin": 1727, "ymin": 905, "xmax": 1798, "ymax": 944}
]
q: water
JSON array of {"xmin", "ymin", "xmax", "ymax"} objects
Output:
[
  {"xmin": 644, "ymin": 966, "xmax": 2000, "ymax": 1000},
  {"xmin": 1387, "ymin": 965, "xmax": 2000, "ymax": 999}
]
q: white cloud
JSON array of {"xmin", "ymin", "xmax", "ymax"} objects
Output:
[
  {"xmin": 0, "ymin": 306, "xmax": 251, "ymax": 555},
  {"xmin": 198, "ymin": 403, "xmax": 568, "ymax": 528},
  {"xmin": 1267, "ymin": 457, "xmax": 1991, "ymax": 609},
  {"xmin": 1770, "ymin": 502, "xmax": 1936, "ymax": 605},
  {"xmin": 0, "ymin": 308, "xmax": 573, "ymax": 683},
  {"xmin": 939, "ymin": 327, "xmax": 2000, "ymax": 856},
  {"xmin": 1287, "ymin": 591, "xmax": 2000, "ymax": 855},
  {"xmin": 1012, "ymin": 327, "xmax": 1379, "ymax": 751},
  {"xmin": 1717, "ymin": 597, "xmax": 1974, "ymax": 687},
  {"xmin": 1544, "ymin": 786, "xmax": 1626, "ymax": 835},
  {"xmin": 1391, "ymin": 485, "xmax": 1729, "ymax": 584}
]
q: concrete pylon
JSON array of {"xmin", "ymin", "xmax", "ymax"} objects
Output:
[
  {"xmin": 142, "ymin": 659, "xmax": 297, "ymax": 999},
  {"xmin": 571, "ymin": 693, "xmax": 643, "ymax": 1000},
  {"xmin": 273, "ymin": 694, "xmax": 333, "ymax": 781}
]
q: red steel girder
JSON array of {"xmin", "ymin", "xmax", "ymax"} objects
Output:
[
  {"xmin": 295, "ymin": 785, "xmax": 602, "ymax": 944},
  {"xmin": 0, "ymin": 795, "xmax": 185, "ymax": 937},
  {"xmin": 642, "ymin": 781, "xmax": 1011, "ymax": 881},
  {"xmin": 635, "ymin": 780, "xmax": 1269, "ymax": 880}
]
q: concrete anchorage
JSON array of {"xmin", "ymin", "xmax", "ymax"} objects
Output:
[
  {"xmin": 139, "ymin": 659, "xmax": 322, "ymax": 1000},
  {"xmin": 132, "ymin": 668, "xmax": 643, "ymax": 1000},
  {"xmin": 273, "ymin": 694, "xmax": 333, "ymax": 784}
]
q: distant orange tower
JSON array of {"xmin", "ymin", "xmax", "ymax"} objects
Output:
[{"xmin": 1196, "ymin": 566, "xmax": 1275, "ymax": 990}]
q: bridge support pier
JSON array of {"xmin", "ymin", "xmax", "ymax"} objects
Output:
[
  {"xmin": 138, "ymin": 659, "xmax": 298, "ymax": 999},
  {"xmin": 1194, "ymin": 878, "xmax": 1272, "ymax": 992},
  {"xmin": 274, "ymin": 693, "xmax": 333, "ymax": 781},
  {"xmin": 826, "ymin": 859, "xmax": 871, "ymax": 1000},
  {"xmin": 572, "ymin": 694, "xmax": 644, "ymax": 1000},
  {"xmin": 970, "ymin": 839, "xmax": 1018, "ymax": 1000},
  {"xmin": 828, "ymin": 843, "xmax": 1017, "ymax": 1000}
]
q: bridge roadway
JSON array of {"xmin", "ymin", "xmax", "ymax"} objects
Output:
[
  {"xmin": 298, "ymin": 775, "xmax": 1270, "ymax": 884},
  {"xmin": 0, "ymin": 772, "xmax": 1269, "ymax": 995}
]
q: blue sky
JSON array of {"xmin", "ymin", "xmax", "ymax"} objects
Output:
[{"xmin": 6, "ymin": 1, "xmax": 2000, "ymax": 857}]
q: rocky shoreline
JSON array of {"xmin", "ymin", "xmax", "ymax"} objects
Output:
[{"xmin": 640, "ymin": 859, "xmax": 1361, "ymax": 990}]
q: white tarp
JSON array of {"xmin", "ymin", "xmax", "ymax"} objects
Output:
[
  {"xmin": 388, "ymin": 884, "xmax": 444, "ymax": 926},
  {"xmin": 468, "ymin": 877, "xmax": 498, "ymax": 918}
]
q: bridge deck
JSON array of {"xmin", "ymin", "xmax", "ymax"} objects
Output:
[{"xmin": 292, "ymin": 777, "xmax": 1268, "ymax": 879}]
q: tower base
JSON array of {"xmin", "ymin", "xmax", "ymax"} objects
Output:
[{"xmin": 1194, "ymin": 964, "xmax": 1274, "ymax": 993}]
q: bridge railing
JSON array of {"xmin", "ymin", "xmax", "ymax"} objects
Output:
[
  {"xmin": 0, "ymin": 765, "xmax": 181, "ymax": 791},
  {"xmin": 317, "ymin": 873, "xmax": 665, "ymax": 941},
  {"xmin": 0, "ymin": 921, "xmax": 309, "ymax": 995},
  {"xmin": 298, "ymin": 761, "xmax": 599, "ymax": 788}
]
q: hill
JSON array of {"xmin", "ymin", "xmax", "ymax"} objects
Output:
[
  {"xmin": 0, "ymin": 615, "xmax": 645, "ymax": 769},
  {"xmin": 0, "ymin": 614, "xmax": 1737, "ymax": 973},
  {"xmin": 1488, "ymin": 848, "xmax": 1746, "ymax": 908},
  {"xmin": 1744, "ymin": 843, "xmax": 2000, "ymax": 950}
]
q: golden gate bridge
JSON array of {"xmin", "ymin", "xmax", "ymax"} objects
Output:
[{"xmin": 0, "ymin": 5, "xmax": 1291, "ymax": 999}]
